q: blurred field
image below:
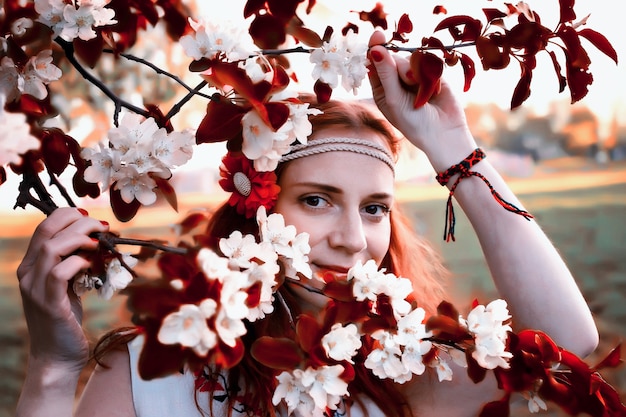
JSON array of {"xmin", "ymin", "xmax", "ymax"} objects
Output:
[{"xmin": 1, "ymin": 157, "xmax": 625, "ymax": 416}]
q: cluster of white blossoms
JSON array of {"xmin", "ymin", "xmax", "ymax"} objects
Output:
[
  {"xmin": 81, "ymin": 113, "xmax": 194, "ymax": 205},
  {"xmin": 310, "ymin": 31, "xmax": 369, "ymax": 95},
  {"xmin": 241, "ymin": 99, "xmax": 322, "ymax": 172},
  {"xmin": 0, "ymin": 49, "xmax": 62, "ymax": 102},
  {"xmin": 180, "ymin": 18, "xmax": 253, "ymax": 62},
  {"xmin": 34, "ymin": 0, "xmax": 117, "ymax": 42},
  {"xmin": 0, "ymin": 93, "xmax": 40, "ymax": 166},
  {"xmin": 272, "ymin": 365, "xmax": 349, "ymax": 417},
  {"xmin": 464, "ymin": 298, "xmax": 513, "ymax": 369},
  {"xmin": 72, "ymin": 252, "xmax": 138, "ymax": 300},
  {"xmin": 157, "ymin": 207, "xmax": 311, "ymax": 356}
]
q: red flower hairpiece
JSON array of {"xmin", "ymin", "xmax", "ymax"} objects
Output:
[{"xmin": 219, "ymin": 152, "xmax": 280, "ymax": 218}]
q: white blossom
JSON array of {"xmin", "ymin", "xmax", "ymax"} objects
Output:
[
  {"xmin": 466, "ymin": 299, "xmax": 513, "ymax": 369},
  {"xmin": 0, "ymin": 57, "xmax": 21, "ymax": 102},
  {"xmin": 300, "ymin": 365, "xmax": 349, "ymax": 412},
  {"xmin": 214, "ymin": 309, "xmax": 247, "ymax": 347},
  {"xmin": 81, "ymin": 114, "xmax": 193, "ymax": 206},
  {"xmin": 0, "ymin": 94, "xmax": 40, "ymax": 166},
  {"xmin": 364, "ymin": 330, "xmax": 409, "ymax": 382},
  {"xmin": 526, "ymin": 391, "xmax": 548, "ymax": 413},
  {"xmin": 322, "ymin": 323, "xmax": 362, "ymax": 363},
  {"xmin": 281, "ymin": 232, "xmax": 312, "ymax": 279},
  {"xmin": 158, "ymin": 303, "xmax": 217, "ymax": 356},
  {"xmin": 430, "ymin": 356, "xmax": 454, "ymax": 382},
  {"xmin": 257, "ymin": 206, "xmax": 297, "ymax": 257},
  {"xmin": 11, "ymin": 17, "xmax": 34, "ymax": 36},
  {"xmin": 241, "ymin": 108, "xmax": 289, "ymax": 170},
  {"xmin": 22, "ymin": 50, "xmax": 62, "ymax": 100},
  {"xmin": 98, "ymin": 252, "xmax": 137, "ymax": 299},
  {"xmin": 219, "ymin": 230, "xmax": 260, "ymax": 269},
  {"xmin": 180, "ymin": 18, "xmax": 251, "ymax": 61},
  {"xmin": 282, "ymin": 102, "xmax": 322, "ymax": 145},
  {"xmin": 35, "ymin": 0, "xmax": 117, "ymax": 41},
  {"xmin": 197, "ymin": 248, "xmax": 231, "ymax": 281},
  {"xmin": 349, "ymin": 259, "xmax": 385, "ymax": 302},
  {"xmin": 310, "ymin": 31, "xmax": 369, "ymax": 94}
]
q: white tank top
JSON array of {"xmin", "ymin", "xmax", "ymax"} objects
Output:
[{"xmin": 128, "ymin": 336, "xmax": 382, "ymax": 417}]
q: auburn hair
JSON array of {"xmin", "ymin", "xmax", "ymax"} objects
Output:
[{"xmin": 94, "ymin": 96, "xmax": 449, "ymax": 417}]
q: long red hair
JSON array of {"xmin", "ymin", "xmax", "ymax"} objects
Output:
[{"xmin": 95, "ymin": 96, "xmax": 449, "ymax": 417}]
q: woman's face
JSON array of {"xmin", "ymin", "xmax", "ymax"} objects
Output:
[{"xmin": 274, "ymin": 128, "xmax": 395, "ymax": 300}]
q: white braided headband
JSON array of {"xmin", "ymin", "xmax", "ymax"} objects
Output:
[{"xmin": 279, "ymin": 137, "xmax": 396, "ymax": 175}]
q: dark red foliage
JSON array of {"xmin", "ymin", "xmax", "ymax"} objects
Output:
[
  {"xmin": 196, "ymin": 95, "xmax": 247, "ymax": 145},
  {"xmin": 110, "ymin": 186, "xmax": 141, "ymax": 222},
  {"xmin": 40, "ymin": 129, "xmax": 72, "ymax": 175},
  {"xmin": 409, "ymin": 50, "xmax": 444, "ymax": 108},
  {"xmin": 356, "ymin": 3, "xmax": 388, "ymax": 30}
]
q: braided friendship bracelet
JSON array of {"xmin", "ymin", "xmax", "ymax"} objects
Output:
[{"xmin": 436, "ymin": 148, "xmax": 533, "ymax": 242}]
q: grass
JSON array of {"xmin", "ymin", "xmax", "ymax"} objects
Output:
[{"xmin": 1, "ymin": 161, "xmax": 625, "ymax": 416}]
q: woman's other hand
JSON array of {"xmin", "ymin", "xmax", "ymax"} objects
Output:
[
  {"xmin": 17, "ymin": 207, "xmax": 109, "ymax": 370},
  {"xmin": 367, "ymin": 30, "xmax": 477, "ymax": 172}
]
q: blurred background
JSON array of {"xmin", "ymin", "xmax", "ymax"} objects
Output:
[{"xmin": 1, "ymin": 1, "xmax": 624, "ymax": 415}]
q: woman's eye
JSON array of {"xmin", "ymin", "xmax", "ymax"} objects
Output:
[
  {"xmin": 363, "ymin": 204, "xmax": 390, "ymax": 216},
  {"xmin": 302, "ymin": 196, "xmax": 325, "ymax": 207}
]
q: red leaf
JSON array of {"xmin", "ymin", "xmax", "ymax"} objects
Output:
[
  {"xmin": 214, "ymin": 339, "xmax": 246, "ymax": 369},
  {"xmin": 397, "ymin": 13, "xmax": 413, "ymax": 35},
  {"xmin": 434, "ymin": 15, "xmax": 482, "ymax": 42},
  {"xmin": 296, "ymin": 314, "xmax": 321, "ymax": 353},
  {"xmin": 357, "ymin": 3, "xmax": 388, "ymax": 30},
  {"xmin": 249, "ymin": 13, "xmax": 287, "ymax": 49},
  {"xmin": 578, "ymin": 28, "xmax": 618, "ymax": 65},
  {"xmin": 436, "ymin": 300, "xmax": 459, "ymax": 319},
  {"xmin": 286, "ymin": 18, "xmax": 323, "ymax": 48},
  {"xmin": 564, "ymin": 55, "xmax": 593, "ymax": 104},
  {"xmin": 482, "ymin": 8, "xmax": 507, "ymax": 23},
  {"xmin": 152, "ymin": 175, "xmax": 178, "ymax": 212},
  {"xmin": 196, "ymin": 95, "xmax": 246, "ymax": 144},
  {"xmin": 459, "ymin": 52, "xmax": 476, "ymax": 92},
  {"xmin": 156, "ymin": 0, "xmax": 191, "ymax": 40},
  {"xmin": 548, "ymin": 50, "xmax": 567, "ymax": 93},
  {"xmin": 178, "ymin": 212, "xmax": 209, "ymax": 235},
  {"xmin": 478, "ymin": 395, "xmax": 511, "ymax": 417},
  {"xmin": 72, "ymin": 170, "xmax": 100, "ymax": 198},
  {"xmin": 466, "ymin": 348, "xmax": 488, "ymax": 383},
  {"xmin": 593, "ymin": 343, "xmax": 623, "ymax": 370},
  {"xmin": 313, "ymin": 80, "xmax": 333, "ymax": 103},
  {"xmin": 263, "ymin": 102, "xmax": 290, "ymax": 131},
  {"xmin": 510, "ymin": 63, "xmax": 532, "ymax": 109},
  {"xmin": 202, "ymin": 61, "xmax": 272, "ymax": 105},
  {"xmin": 323, "ymin": 280, "xmax": 355, "ymax": 302},
  {"xmin": 244, "ymin": 0, "xmax": 265, "ymax": 18},
  {"xmin": 433, "ymin": 6, "xmax": 447, "ymax": 15},
  {"xmin": 475, "ymin": 35, "xmax": 510, "ymax": 70},
  {"xmin": 558, "ymin": 0, "xmax": 576, "ymax": 24},
  {"xmin": 0, "ymin": 167, "xmax": 6, "ymax": 186},
  {"xmin": 250, "ymin": 336, "xmax": 303, "ymax": 370},
  {"xmin": 110, "ymin": 185, "xmax": 141, "ymax": 222},
  {"xmin": 409, "ymin": 50, "xmax": 443, "ymax": 108},
  {"xmin": 41, "ymin": 129, "xmax": 71, "ymax": 175},
  {"xmin": 73, "ymin": 36, "xmax": 104, "ymax": 68}
]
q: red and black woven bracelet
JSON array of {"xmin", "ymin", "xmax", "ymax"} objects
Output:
[{"xmin": 436, "ymin": 148, "xmax": 533, "ymax": 242}]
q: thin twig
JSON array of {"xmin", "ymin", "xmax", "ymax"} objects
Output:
[
  {"xmin": 165, "ymin": 80, "xmax": 208, "ymax": 120},
  {"xmin": 104, "ymin": 50, "xmax": 214, "ymax": 100},
  {"xmin": 55, "ymin": 38, "xmax": 150, "ymax": 125},
  {"xmin": 47, "ymin": 167, "xmax": 76, "ymax": 208}
]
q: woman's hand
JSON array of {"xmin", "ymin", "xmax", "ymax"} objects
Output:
[
  {"xmin": 367, "ymin": 30, "xmax": 477, "ymax": 172},
  {"xmin": 17, "ymin": 207, "xmax": 109, "ymax": 370}
]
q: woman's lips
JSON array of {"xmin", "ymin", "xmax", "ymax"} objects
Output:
[{"xmin": 312, "ymin": 264, "xmax": 350, "ymax": 283}]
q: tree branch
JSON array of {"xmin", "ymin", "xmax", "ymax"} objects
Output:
[{"xmin": 55, "ymin": 38, "xmax": 150, "ymax": 125}]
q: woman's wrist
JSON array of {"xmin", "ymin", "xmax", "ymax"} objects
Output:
[{"xmin": 420, "ymin": 128, "xmax": 478, "ymax": 174}]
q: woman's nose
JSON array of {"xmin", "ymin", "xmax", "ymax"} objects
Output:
[{"xmin": 328, "ymin": 210, "xmax": 367, "ymax": 254}]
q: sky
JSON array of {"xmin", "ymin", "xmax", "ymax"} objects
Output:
[{"xmin": 2, "ymin": 0, "xmax": 624, "ymax": 213}]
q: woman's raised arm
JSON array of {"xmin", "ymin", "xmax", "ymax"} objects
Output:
[{"xmin": 367, "ymin": 31, "xmax": 598, "ymax": 357}]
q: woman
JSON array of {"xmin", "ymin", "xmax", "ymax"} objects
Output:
[{"xmin": 15, "ymin": 31, "xmax": 598, "ymax": 416}]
